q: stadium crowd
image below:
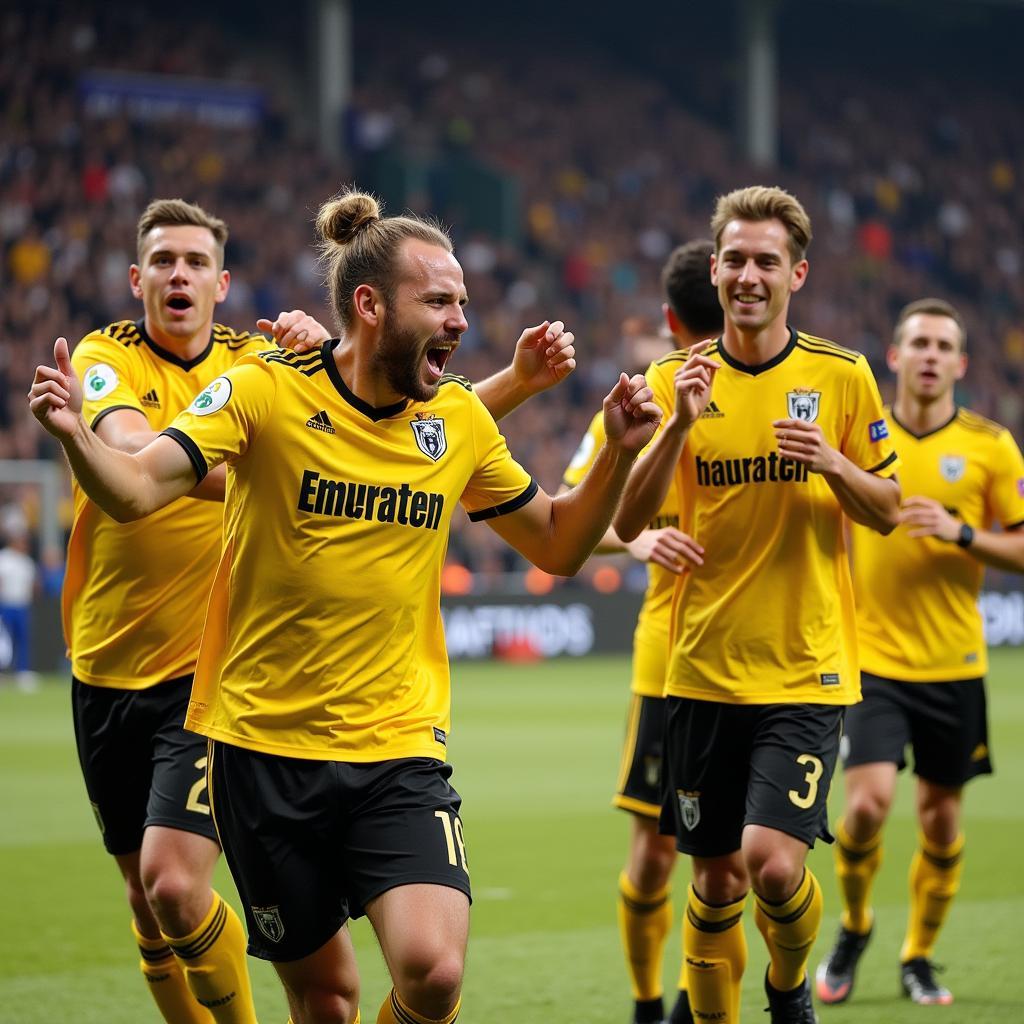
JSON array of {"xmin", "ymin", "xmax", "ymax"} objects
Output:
[{"xmin": 3, "ymin": 2, "xmax": 1022, "ymax": 582}]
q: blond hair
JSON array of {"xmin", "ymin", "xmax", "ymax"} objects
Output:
[
  {"xmin": 136, "ymin": 198, "xmax": 228, "ymax": 267},
  {"xmin": 893, "ymin": 297, "xmax": 966, "ymax": 351},
  {"xmin": 711, "ymin": 186, "xmax": 812, "ymax": 264},
  {"xmin": 316, "ymin": 189, "xmax": 453, "ymax": 332}
]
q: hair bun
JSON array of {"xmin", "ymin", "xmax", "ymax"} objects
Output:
[{"xmin": 316, "ymin": 191, "xmax": 381, "ymax": 245}]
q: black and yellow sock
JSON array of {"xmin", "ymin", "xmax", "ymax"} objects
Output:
[
  {"xmin": 132, "ymin": 920, "xmax": 214, "ymax": 1024},
  {"xmin": 901, "ymin": 831, "xmax": 964, "ymax": 962},
  {"xmin": 618, "ymin": 870, "xmax": 673, "ymax": 1006},
  {"xmin": 163, "ymin": 891, "xmax": 257, "ymax": 1024},
  {"xmin": 834, "ymin": 817, "xmax": 882, "ymax": 935},
  {"xmin": 377, "ymin": 988, "xmax": 459, "ymax": 1024},
  {"xmin": 754, "ymin": 867, "xmax": 823, "ymax": 993},
  {"xmin": 683, "ymin": 885, "xmax": 747, "ymax": 1024}
]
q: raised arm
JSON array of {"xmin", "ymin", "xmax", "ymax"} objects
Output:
[
  {"xmin": 30, "ymin": 338, "xmax": 204, "ymax": 521},
  {"xmin": 474, "ymin": 320, "xmax": 576, "ymax": 421},
  {"xmin": 485, "ymin": 373, "xmax": 660, "ymax": 575}
]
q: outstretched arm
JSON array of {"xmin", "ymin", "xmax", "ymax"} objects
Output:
[
  {"xmin": 30, "ymin": 338, "xmax": 203, "ymax": 521},
  {"xmin": 486, "ymin": 373, "xmax": 661, "ymax": 575},
  {"xmin": 474, "ymin": 320, "xmax": 576, "ymax": 421}
]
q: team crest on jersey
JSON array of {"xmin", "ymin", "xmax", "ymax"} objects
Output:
[
  {"xmin": 676, "ymin": 790, "xmax": 701, "ymax": 831},
  {"xmin": 787, "ymin": 389, "xmax": 820, "ymax": 423},
  {"xmin": 252, "ymin": 905, "xmax": 285, "ymax": 943},
  {"xmin": 410, "ymin": 413, "xmax": 447, "ymax": 461},
  {"xmin": 83, "ymin": 363, "xmax": 119, "ymax": 400},
  {"xmin": 188, "ymin": 376, "xmax": 232, "ymax": 416},
  {"xmin": 940, "ymin": 455, "xmax": 966, "ymax": 483}
]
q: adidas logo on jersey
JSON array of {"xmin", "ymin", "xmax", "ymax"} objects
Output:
[
  {"xmin": 305, "ymin": 410, "xmax": 335, "ymax": 435},
  {"xmin": 140, "ymin": 389, "xmax": 160, "ymax": 408},
  {"xmin": 701, "ymin": 400, "xmax": 725, "ymax": 419}
]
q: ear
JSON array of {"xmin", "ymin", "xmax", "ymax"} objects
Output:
[
  {"xmin": 129, "ymin": 264, "xmax": 143, "ymax": 299},
  {"xmin": 886, "ymin": 344, "xmax": 900, "ymax": 374},
  {"xmin": 352, "ymin": 283, "xmax": 383, "ymax": 328},
  {"xmin": 954, "ymin": 352, "xmax": 968, "ymax": 382},
  {"xmin": 662, "ymin": 302, "xmax": 681, "ymax": 338},
  {"xmin": 789, "ymin": 258, "xmax": 809, "ymax": 294},
  {"xmin": 709, "ymin": 253, "xmax": 719, "ymax": 286},
  {"xmin": 215, "ymin": 269, "xmax": 230, "ymax": 304}
]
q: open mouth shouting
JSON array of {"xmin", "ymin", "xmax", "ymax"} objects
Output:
[
  {"xmin": 425, "ymin": 340, "xmax": 458, "ymax": 381},
  {"xmin": 165, "ymin": 292, "xmax": 194, "ymax": 317}
]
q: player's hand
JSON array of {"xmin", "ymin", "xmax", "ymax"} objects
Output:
[
  {"xmin": 626, "ymin": 526, "xmax": 704, "ymax": 574},
  {"xmin": 28, "ymin": 336, "xmax": 84, "ymax": 440},
  {"xmin": 603, "ymin": 372, "xmax": 662, "ymax": 456},
  {"xmin": 773, "ymin": 418, "xmax": 841, "ymax": 474},
  {"xmin": 256, "ymin": 310, "xmax": 331, "ymax": 353},
  {"xmin": 671, "ymin": 340, "xmax": 719, "ymax": 429},
  {"xmin": 899, "ymin": 495, "xmax": 961, "ymax": 542},
  {"xmin": 511, "ymin": 320, "xmax": 576, "ymax": 394}
]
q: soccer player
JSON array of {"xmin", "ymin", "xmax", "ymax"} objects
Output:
[
  {"xmin": 815, "ymin": 299, "xmax": 1024, "ymax": 1007},
  {"xmin": 64, "ymin": 197, "xmax": 334, "ymax": 1024},
  {"xmin": 30, "ymin": 190, "xmax": 660, "ymax": 1024},
  {"xmin": 614, "ymin": 186, "xmax": 902, "ymax": 1024},
  {"xmin": 562, "ymin": 240, "xmax": 722, "ymax": 1024}
]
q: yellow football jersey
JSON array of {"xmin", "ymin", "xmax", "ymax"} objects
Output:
[
  {"xmin": 64, "ymin": 320, "xmax": 271, "ymax": 689},
  {"xmin": 646, "ymin": 329, "xmax": 900, "ymax": 705},
  {"xmin": 564, "ymin": 410, "xmax": 678, "ymax": 697},
  {"xmin": 164, "ymin": 344, "xmax": 536, "ymax": 763},
  {"xmin": 854, "ymin": 407, "xmax": 1024, "ymax": 681}
]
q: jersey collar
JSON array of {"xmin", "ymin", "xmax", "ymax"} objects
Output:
[
  {"xmin": 715, "ymin": 325, "xmax": 798, "ymax": 377},
  {"xmin": 136, "ymin": 319, "xmax": 215, "ymax": 372},
  {"xmin": 889, "ymin": 404, "xmax": 960, "ymax": 440},
  {"xmin": 322, "ymin": 339, "xmax": 409, "ymax": 422}
]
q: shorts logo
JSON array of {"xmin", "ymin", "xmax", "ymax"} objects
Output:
[
  {"xmin": 252, "ymin": 905, "xmax": 285, "ymax": 943},
  {"xmin": 869, "ymin": 418, "xmax": 889, "ymax": 442},
  {"xmin": 677, "ymin": 790, "xmax": 701, "ymax": 831},
  {"xmin": 188, "ymin": 376, "xmax": 232, "ymax": 416},
  {"xmin": 839, "ymin": 734, "xmax": 851, "ymax": 764},
  {"xmin": 644, "ymin": 756, "xmax": 661, "ymax": 789},
  {"xmin": 83, "ymin": 363, "xmax": 119, "ymax": 400},
  {"xmin": 820, "ymin": 672, "xmax": 840, "ymax": 687},
  {"xmin": 940, "ymin": 455, "xmax": 966, "ymax": 483},
  {"xmin": 410, "ymin": 413, "xmax": 447, "ymax": 461},
  {"xmin": 787, "ymin": 389, "xmax": 820, "ymax": 423}
]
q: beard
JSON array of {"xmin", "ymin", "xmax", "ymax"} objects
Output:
[{"xmin": 372, "ymin": 312, "xmax": 457, "ymax": 403}]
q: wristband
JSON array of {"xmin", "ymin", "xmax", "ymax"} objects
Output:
[{"xmin": 956, "ymin": 523, "xmax": 974, "ymax": 548}]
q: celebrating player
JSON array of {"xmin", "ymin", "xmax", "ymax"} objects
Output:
[
  {"xmin": 31, "ymin": 190, "xmax": 660, "ymax": 1024},
  {"xmin": 614, "ymin": 186, "xmax": 901, "ymax": 1024},
  {"xmin": 815, "ymin": 299, "xmax": 1024, "ymax": 1007}
]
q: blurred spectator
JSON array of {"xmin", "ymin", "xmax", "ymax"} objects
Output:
[{"xmin": 0, "ymin": 506, "xmax": 38, "ymax": 690}]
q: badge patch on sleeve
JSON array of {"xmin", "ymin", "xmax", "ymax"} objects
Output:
[
  {"xmin": 869, "ymin": 419, "xmax": 889, "ymax": 442},
  {"xmin": 82, "ymin": 363, "xmax": 119, "ymax": 400},
  {"xmin": 188, "ymin": 376, "xmax": 232, "ymax": 416}
]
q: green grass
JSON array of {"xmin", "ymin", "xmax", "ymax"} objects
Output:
[{"xmin": 3, "ymin": 649, "xmax": 1023, "ymax": 1022}]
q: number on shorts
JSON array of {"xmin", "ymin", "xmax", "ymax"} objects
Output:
[
  {"xmin": 434, "ymin": 810, "xmax": 468, "ymax": 871},
  {"xmin": 185, "ymin": 756, "xmax": 211, "ymax": 815},
  {"xmin": 788, "ymin": 753, "xmax": 824, "ymax": 810}
]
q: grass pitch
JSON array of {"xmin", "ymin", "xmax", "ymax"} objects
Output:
[{"xmin": 2, "ymin": 648, "xmax": 1023, "ymax": 1022}]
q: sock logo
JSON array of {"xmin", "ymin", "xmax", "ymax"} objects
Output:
[{"xmin": 252, "ymin": 905, "xmax": 285, "ymax": 943}]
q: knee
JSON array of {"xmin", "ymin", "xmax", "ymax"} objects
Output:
[
  {"xmin": 747, "ymin": 851, "xmax": 804, "ymax": 903},
  {"xmin": 693, "ymin": 861, "xmax": 749, "ymax": 906},
  {"xmin": 396, "ymin": 950, "xmax": 464, "ymax": 1015},
  {"xmin": 291, "ymin": 988, "xmax": 359, "ymax": 1024},
  {"xmin": 140, "ymin": 862, "xmax": 203, "ymax": 925},
  {"xmin": 123, "ymin": 874, "xmax": 156, "ymax": 929},
  {"xmin": 631, "ymin": 832, "xmax": 677, "ymax": 892},
  {"xmin": 845, "ymin": 787, "xmax": 891, "ymax": 837}
]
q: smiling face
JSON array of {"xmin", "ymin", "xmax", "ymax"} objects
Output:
[
  {"xmin": 372, "ymin": 239, "xmax": 469, "ymax": 403},
  {"xmin": 129, "ymin": 224, "xmax": 229, "ymax": 346},
  {"xmin": 888, "ymin": 311, "xmax": 966, "ymax": 405},
  {"xmin": 711, "ymin": 218, "xmax": 807, "ymax": 335}
]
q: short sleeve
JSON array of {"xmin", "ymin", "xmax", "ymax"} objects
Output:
[
  {"xmin": 646, "ymin": 358, "xmax": 678, "ymax": 445},
  {"xmin": 460, "ymin": 392, "xmax": 537, "ymax": 521},
  {"xmin": 841, "ymin": 356, "xmax": 901, "ymax": 477},
  {"xmin": 160, "ymin": 357, "xmax": 276, "ymax": 483},
  {"xmin": 562, "ymin": 411, "xmax": 605, "ymax": 488},
  {"xmin": 72, "ymin": 331, "xmax": 145, "ymax": 430},
  {"xmin": 988, "ymin": 429, "xmax": 1024, "ymax": 530}
]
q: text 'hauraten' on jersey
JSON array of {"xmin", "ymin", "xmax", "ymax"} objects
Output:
[
  {"xmin": 853, "ymin": 407, "xmax": 1024, "ymax": 681},
  {"xmin": 65, "ymin": 320, "xmax": 272, "ymax": 690},
  {"xmin": 163, "ymin": 342, "xmax": 536, "ymax": 763},
  {"xmin": 645, "ymin": 328, "xmax": 900, "ymax": 706},
  {"xmin": 564, "ymin": 410, "xmax": 679, "ymax": 697}
]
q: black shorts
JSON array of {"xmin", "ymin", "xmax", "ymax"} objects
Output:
[
  {"xmin": 72, "ymin": 675, "xmax": 217, "ymax": 855},
  {"xmin": 208, "ymin": 743, "xmax": 472, "ymax": 962},
  {"xmin": 841, "ymin": 672, "xmax": 992, "ymax": 787},
  {"xmin": 659, "ymin": 697, "xmax": 844, "ymax": 858},
  {"xmin": 614, "ymin": 694, "xmax": 667, "ymax": 819}
]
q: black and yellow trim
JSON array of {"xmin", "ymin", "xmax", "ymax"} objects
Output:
[
  {"xmin": 866, "ymin": 450, "xmax": 899, "ymax": 475},
  {"xmin": 161, "ymin": 427, "xmax": 209, "ymax": 484},
  {"xmin": 466, "ymin": 479, "xmax": 538, "ymax": 522},
  {"xmin": 890, "ymin": 405, "xmax": 959, "ymax": 441},
  {"xmin": 167, "ymin": 897, "xmax": 227, "ymax": 961},
  {"xmin": 91, "ymin": 403, "xmax": 145, "ymax": 431},
  {"xmin": 439, "ymin": 373, "xmax": 473, "ymax": 391}
]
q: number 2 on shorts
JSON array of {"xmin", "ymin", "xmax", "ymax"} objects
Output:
[
  {"xmin": 788, "ymin": 753, "xmax": 824, "ymax": 809},
  {"xmin": 186, "ymin": 755, "xmax": 211, "ymax": 815}
]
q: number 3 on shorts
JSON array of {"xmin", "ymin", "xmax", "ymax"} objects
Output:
[
  {"xmin": 788, "ymin": 753, "xmax": 824, "ymax": 809},
  {"xmin": 435, "ymin": 810, "xmax": 469, "ymax": 872}
]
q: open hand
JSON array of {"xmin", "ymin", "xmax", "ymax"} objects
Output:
[
  {"xmin": 899, "ymin": 495, "xmax": 960, "ymax": 542},
  {"xmin": 626, "ymin": 526, "xmax": 705, "ymax": 574}
]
